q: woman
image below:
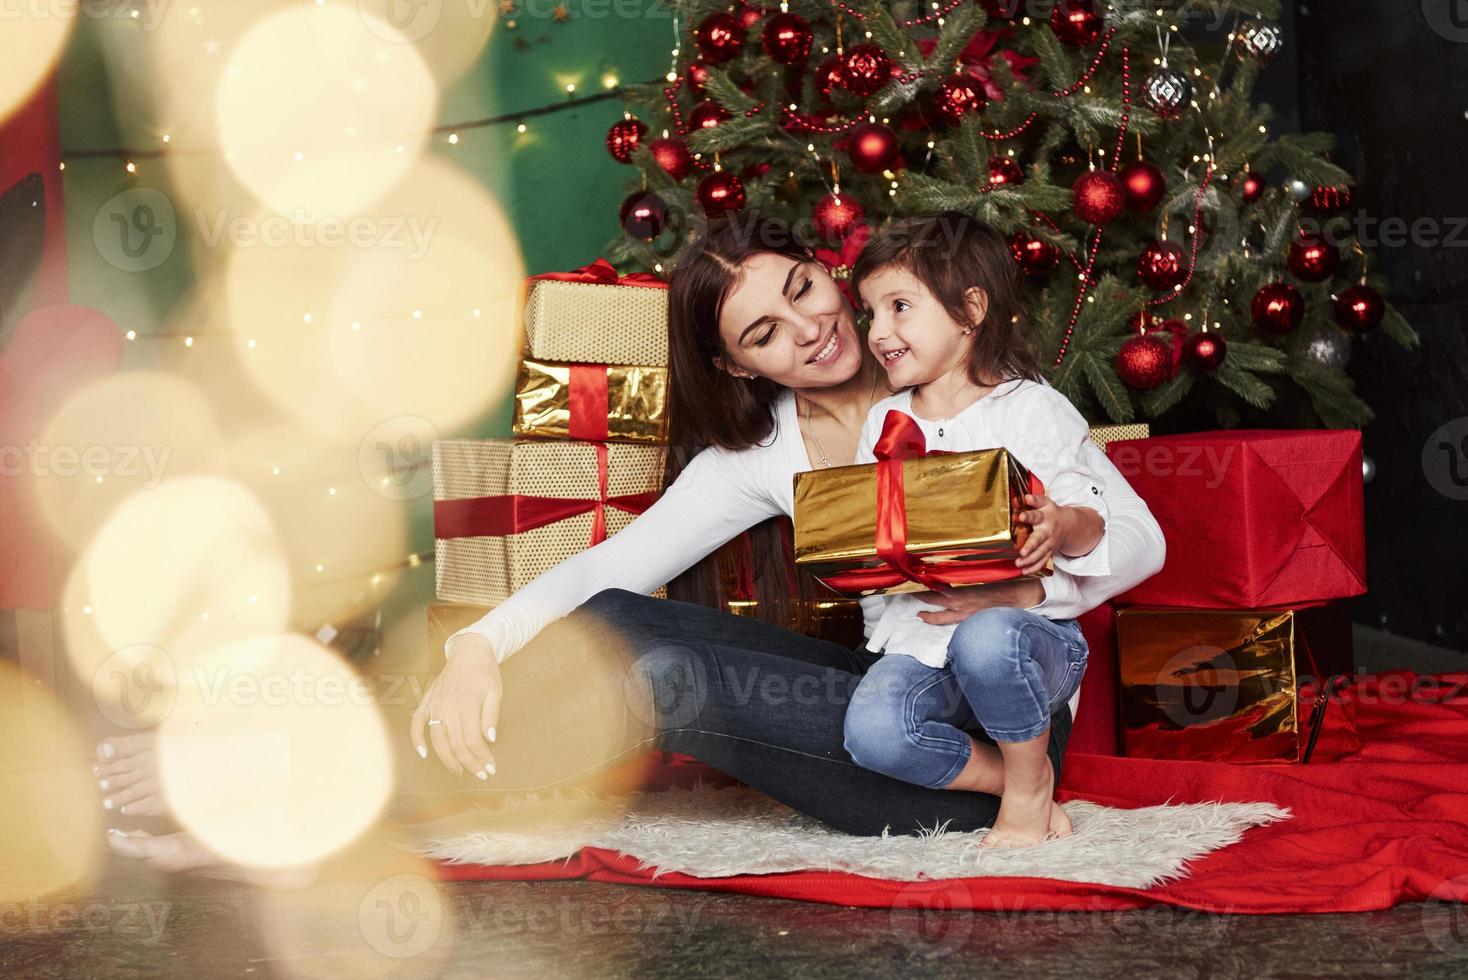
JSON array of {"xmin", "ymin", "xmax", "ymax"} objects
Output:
[{"xmin": 408, "ymin": 213, "xmax": 1165, "ymax": 836}]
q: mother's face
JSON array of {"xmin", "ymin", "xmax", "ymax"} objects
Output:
[{"xmin": 714, "ymin": 252, "xmax": 864, "ymax": 390}]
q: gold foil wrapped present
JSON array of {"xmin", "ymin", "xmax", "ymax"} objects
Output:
[
  {"xmin": 433, "ymin": 439, "xmax": 666, "ymax": 606},
  {"xmin": 1116, "ymin": 606, "xmax": 1355, "ymax": 764},
  {"xmin": 793, "ymin": 447, "xmax": 1049, "ymax": 599},
  {"xmin": 512, "ymin": 359, "xmax": 669, "ymax": 445}
]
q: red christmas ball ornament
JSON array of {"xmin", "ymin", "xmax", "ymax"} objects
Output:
[
  {"xmin": 695, "ymin": 12, "xmax": 745, "ymax": 65},
  {"xmin": 812, "ymin": 192, "xmax": 865, "ymax": 242},
  {"xmin": 816, "ymin": 54, "xmax": 846, "ymax": 99},
  {"xmin": 989, "ymin": 156, "xmax": 1025, "ymax": 187},
  {"xmin": 1072, "ymin": 169, "xmax": 1126, "ymax": 224},
  {"xmin": 762, "ymin": 12, "xmax": 813, "ymax": 65},
  {"xmin": 1137, "ymin": 239, "xmax": 1188, "ymax": 291},
  {"xmin": 1287, "ymin": 232, "xmax": 1341, "ymax": 282},
  {"xmin": 839, "ymin": 44, "xmax": 893, "ymax": 98},
  {"xmin": 1334, "ymin": 284, "xmax": 1385, "ymax": 334},
  {"xmin": 686, "ymin": 61, "xmax": 711, "ymax": 97},
  {"xmin": 696, "ymin": 170, "xmax": 746, "ymax": 214},
  {"xmin": 738, "ymin": 6, "xmax": 762, "ymax": 30},
  {"xmin": 648, "ymin": 137, "xmax": 694, "ymax": 181},
  {"xmin": 1116, "ymin": 334, "xmax": 1174, "ymax": 390},
  {"xmin": 1251, "ymin": 282, "xmax": 1305, "ymax": 335},
  {"xmin": 1240, "ymin": 171, "xmax": 1266, "ymax": 204},
  {"xmin": 619, "ymin": 191, "xmax": 668, "ymax": 241},
  {"xmin": 688, "ymin": 101, "xmax": 732, "ymax": 130},
  {"xmin": 933, "ymin": 76, "xmax": 986, "ymax": 126},
  {"xmin": 605, "ymin": 117, "xmax": 647, "ymax": 164},
  {"xmin": 1308, "ymin": 184, "xmax": 1352, "ymax": 216},
  {"xmin": 1183, "ymin": 331, "xmax": 1227, "ymax": 371},
  {"xmin": 1009, "ymin": 231, "xmax": 1060, "ymax": 276},
  {"xmin": 1119, "ymin": 160, "xmax": 1166, "ymax": 212},
  {"xmin": 1051, "ymin": 0, "xmax": 1104, "ymax": 46},
  {"xmin": 847, "ymin": 121, "xmax": 900, "ymax": 174}
]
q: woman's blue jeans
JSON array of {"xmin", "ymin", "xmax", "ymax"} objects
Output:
[{"xmin": 842, "ymin": 607, "xmax": 1089, "ymax": 790}]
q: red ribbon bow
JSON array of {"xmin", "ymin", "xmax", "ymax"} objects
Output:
[
  {"xmin": 435, "ymin": 445, "xmax": 659, "ymax": 547},
  {"xmin": 527, "ymin": 258, "xmax": 667, "ymax": 290}
]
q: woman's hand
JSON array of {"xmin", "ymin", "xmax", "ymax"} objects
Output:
[
  {"xmin": 411, "ymin": 634, "xmax": 502, "ymax": 779},
  {"xmin": 914, "ymin": 578, "xmax": 1046, "ymax": 626}
]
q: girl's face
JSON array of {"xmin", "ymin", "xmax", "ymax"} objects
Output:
[
  {"xmin": 715, "ymin": 252, "xmax": 864, "ymax": 389},
  {"xmin": 859, "ymin": 264, "xmax": 980, "ymax": 389}
]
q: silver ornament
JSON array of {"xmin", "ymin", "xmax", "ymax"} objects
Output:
[
  {"xmin": 1288, "ymin": 178, "xmax": 1311, "ymax": 201},
  {"xmin": 1306, "ymin": 328, "xmax": 1351, "ymax": 370},
  {"xmin": 1238, "ymin": 21, "xmax": 1284, "ymax": 63},
  {"xmin": 1144, "ymin": 66, "xmax": 1192, "ymax": 119},
  {"xmin": 1362, "ymin": 454, "xmax": 1376, "ymax": 484}
]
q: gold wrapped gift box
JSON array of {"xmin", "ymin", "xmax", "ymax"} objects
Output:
[
  {"xmin": 1115, "ymin": 605, "xmax": 1354, "ymax": 764},
  {"xmin": 1088, "ymin": 422, "xmax": 1149, "ymax": 450},
  {"xmin": 511, "ymin": 359, "xmax": 669, "ymax": 445},
  {"xmin": 792, "ymin": 448, "xmax": 1049, "ymax": 599},
  {"xmin": 524, "ymin": 278, "xmax": 669, "ymax": 367},
  {"xmin": 433, "ymin": 439, "xmax": 667, "ymax": 607}
]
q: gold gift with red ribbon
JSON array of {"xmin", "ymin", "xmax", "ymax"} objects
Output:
[
  {"xmin": 512, "ymin": 360, "xmax": 669, "ymax": 444},
  {"xmin": 433, "ymin": 439, "xmax": 666, "ymax": 606},
  {"xmin": 792, "ymin": 410, "xmax": 1052, "ymax": 599},
  {"xmin": 1115, "ymin": 605, "xmax": 1356, "ymax": 764},
  {"xmin": 523, "ymin": 259, "xmax": 669, "ymax": 367}
]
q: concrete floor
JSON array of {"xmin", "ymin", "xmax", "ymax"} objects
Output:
[{"xmin": 2, "ymin": 625, "xmax": 1463, "ymax": 979}]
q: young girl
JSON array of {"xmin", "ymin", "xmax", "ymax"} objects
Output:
[{"xmin": 843, "ymin": 211, "xmax": 1116, "ymax": 848}]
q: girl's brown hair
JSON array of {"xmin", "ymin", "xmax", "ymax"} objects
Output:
[
  {"xmin": 849, "ymin": 210, "xmax": 1044, "ymax": 389},
  {"xmin": 660, "ymin": 213, "xmax": 821, "ymax": 629}
]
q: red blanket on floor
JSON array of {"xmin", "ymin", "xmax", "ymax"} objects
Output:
[{"xmin": 436, "ymin": 670, "xmax": 1468, "ymax": 913}]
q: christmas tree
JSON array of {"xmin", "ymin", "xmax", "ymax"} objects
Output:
[{"xmin": 603, "ymin": 0, "xmax": 1417, "ymax": 428}]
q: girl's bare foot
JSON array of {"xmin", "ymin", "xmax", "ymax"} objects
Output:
[
  {"xmin": 980, "ymin": 755, "xmax": 1064, "ymax": 849},
  {"xmin": 106, "ymin": 829, "xmax": 317, "ymax": 888},
  {"xmin": 94, "ymin": 732, "xmax": 166, "ymax": 817}
]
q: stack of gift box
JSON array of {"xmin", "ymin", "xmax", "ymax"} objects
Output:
[
  {"xmin": 1103, "ymin": 429, "xmax": 1366, "ymax": 763},
  {"xmin": 430, "ymin": 260, "xmax": 864, "ymax": 660}
]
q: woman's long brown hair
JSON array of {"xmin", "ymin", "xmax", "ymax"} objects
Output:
[{"xmin": 662, "ymin": 213, "xmax": 823, "ymax": 629}]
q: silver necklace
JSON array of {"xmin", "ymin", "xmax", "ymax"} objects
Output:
[{"xmin": 802, "ymin": 366, "xmax": 880, "ymax": 468}]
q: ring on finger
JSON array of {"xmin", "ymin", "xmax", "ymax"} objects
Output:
[{"xmin": 427, "ymin": 719, "xmax": 445, "ymax": 727}]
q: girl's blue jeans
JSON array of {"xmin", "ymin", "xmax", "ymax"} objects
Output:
[{"xmin": 842, "ymin": 607, "xmax": 1089, "ymax": 790}]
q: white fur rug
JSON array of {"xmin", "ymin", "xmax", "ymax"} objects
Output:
[{"xmin": 411, "ymin": 786, "xmax": 1290, "ymax": 890}]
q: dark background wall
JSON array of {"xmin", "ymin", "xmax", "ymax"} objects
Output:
[{"xmin": 1292, "ymin": 1, "xmax": 1468, "ymax": 654}]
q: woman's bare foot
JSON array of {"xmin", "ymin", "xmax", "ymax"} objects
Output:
[
  {"xmin": 106, "ymin": 829, "xmax": 317, "ymax": 888},
  {"xmin": 94, "ymin": 732, "xmax": 166, "ymax": 817},
  {"xmin": 980, "ymin": 755, "xmax": 1065, "ymax": 849}
]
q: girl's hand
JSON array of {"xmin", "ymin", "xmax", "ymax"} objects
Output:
[
  {"xmin": 411, "ymin": 634, "xmax": 502, "ymax": 779},
  {"xmin": 1016, "ymin": 492, "xmax": 1065, "ymax": 574},
  {"xmin": 914, "ymin": 578, "xmax": 1047, "ymax": 625}
]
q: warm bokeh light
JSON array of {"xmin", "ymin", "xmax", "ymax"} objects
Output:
[
  {"xmin": 356, "ymin": 0, "xmax": 496, "ymax": 85},
  {"xmin": 226, "ymin": 424, "xmax": 409, "ymax": 631},
  {"xmin": 0, "ymin": 7, "xmax": 74, "ymax": 125},
  {"xmin": 157, "ymin": 633, "xmax": 393, "ymax": 867},
  {"xmin": 64, "ymin": 477, "xmax": 292, "ymax": 692},
  {"xmin": 0, "ymin": 661, "xmax": 102, "ymax": 904},
  {"xmin": 223, "ymin": 154, "xmax": 523, "ymax": 438},
  {"xmin": 215, "ymin": 3, "xmax": 438, "ymax": 215},
  {"xmin": 34, "ymin": 371, "xmax": 228, "ymax": 552}
]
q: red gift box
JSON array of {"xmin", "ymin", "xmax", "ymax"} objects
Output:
[{"xmin": 1106, "ymin": 429, "xmax": 1366, "ymax": 608}]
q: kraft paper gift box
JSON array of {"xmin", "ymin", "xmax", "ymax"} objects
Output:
[
  {"xmin": 1105, "ymin": 429, "xmax": 1366, "ymax": 608},
  {"xmin": 793, "ymin": 413, "xmax": 1051, "ymax": 599},
  {"xmin": 1115, "ymin": 605, "xmax": 1357, "ymax": 764},
  {"xmin": 433, "ymin": 439, "xmax": 666, "ymax": 606},
  {"xmin": 513, "ymin": 260, "xmax": 670, "ymax": 444}
]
